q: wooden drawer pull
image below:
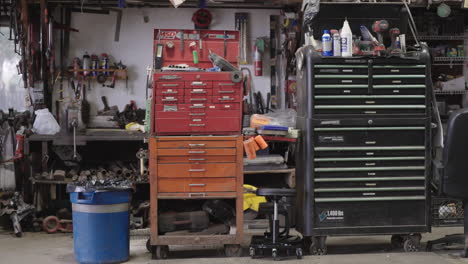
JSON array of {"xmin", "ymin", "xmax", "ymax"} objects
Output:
[
  {"xmin": 189, "ymin": 158, "xmax": 206, "ymax": 161},
  {"xmin": 189, "ymin": 144, "xmax": 206, "ymax": 147},
  {"xmin": 189, "ymin": 193, "xmax": 206, "ymax": 197},
  {"xmin": 189, "ymin": 169, "xmax": 206, "ymax": 172},
  {"xmin": 189, "ymin": 184, "xmax": 206, "ymax": 187},
  {"xmin": 189, "ymin": 151, "xmax": 206, "ymax": 154}
]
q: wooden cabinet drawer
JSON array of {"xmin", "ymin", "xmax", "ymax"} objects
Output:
[
  {"xmin": 158, "ymin": 177, "xmax": 236, "ymax": 193},
  {"xmin": 157, "ymin": 140, "xmax": 236, "ymax": 149},
  {"xmin": 157, "ymin": 148, "xmax": 236, "ymax": 156},
  {"xmin": 158, "ymin": 163, "xmax": 236, "ymax": 178},
  {"xmin": 157, "ymin": 155, "xmax": 237, "ymax": 163}
]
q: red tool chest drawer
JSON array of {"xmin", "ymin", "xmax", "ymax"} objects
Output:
[
  {"xmin": 155, "ymin": 96, "xmax": 182, "ymax": 104},
  {"xmin": 156, "ymin": 81, "xmax": 185, "ymax": 89},
  {"xmin": 185, "ymin": 81, "xmax": 213, "ymax": 89},
  {"xmin": 156, "ymin": 88, "xmax": 183, "ymax": 96},
  {"xmin": 185, "ymin": 88, "xmax": 213, "ymax": 96},
  {"xmin": 212, "ymin": 95, "xmax": 241, "ymax": 103},
  {"xmin": 183, "ymin": 96, "xmax": 212, "ymax": 103}
]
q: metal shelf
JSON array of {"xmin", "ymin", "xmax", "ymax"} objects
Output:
[{"xmin": 434, "ymin": 57, "xmax": 468, "ymax": 62}]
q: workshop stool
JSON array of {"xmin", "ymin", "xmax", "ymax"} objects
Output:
[{"xmin": 249, "ymin": 188, "xmax": 303, "ymax": 260}]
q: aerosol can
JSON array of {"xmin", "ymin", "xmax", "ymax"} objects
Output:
[
  {"xmin": 322, "ymin": 30, "xmax": 332, "ymax": 57},
  {"xmin": 332, "ymin": 32, "xmax": 341, "ymax": 57},
  {"xmin": 340, "ymin": 18, "xmax": 353, "ymax": 57},
  {"xmin": 82, "ymin": 52, "xmax": 91, "ymax": 76},
  {"xmin": 91, "ymin": 54, "xmax": 99, "ymax": 77},
  {"xmin": 101, "ymin": 53, "xmax": 109, "ymax": 75}
]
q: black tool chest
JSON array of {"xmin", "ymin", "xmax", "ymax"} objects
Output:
[{"xmin": 295, "ymin": 45, "xmax": 432, "ymax": 251}]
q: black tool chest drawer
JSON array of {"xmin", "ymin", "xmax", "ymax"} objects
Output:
[{"xmin": 295, "ymin": 46, "xmax": 431, "ymax": 237}]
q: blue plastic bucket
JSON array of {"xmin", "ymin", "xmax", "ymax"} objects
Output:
[{"xmin": 70, "ymin": 191, "xmax": 130, "ymax": 264}]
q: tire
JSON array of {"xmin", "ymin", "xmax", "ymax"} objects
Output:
[
  {"xmin": 43, "ymin": 216, "xmax": 60, "ymax": 234},
  {"xmin": 391, "ymin": 235, "xmax": 404, "ymax": 249}
]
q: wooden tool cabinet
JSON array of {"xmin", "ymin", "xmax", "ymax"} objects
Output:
[{"xmin": 149, "ymin": 135, "xmax": 244, "ymax": 259}]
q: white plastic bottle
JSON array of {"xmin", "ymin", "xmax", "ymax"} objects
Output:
[
  {"xmin": 322, "ymin": 30, "xmax": 332, "ymax": 57},
  {"xmin": 340, "ymin": 19, "xmax": 353, "ymax": 57}
]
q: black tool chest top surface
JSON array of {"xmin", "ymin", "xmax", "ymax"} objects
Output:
[{"xmin": 295, "ymin": 46, "xmax": 432, "ymax": 236}]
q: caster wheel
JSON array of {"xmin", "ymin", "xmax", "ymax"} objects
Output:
[
  {"xmin": 391, "ymin": 235, "xmax": 404, "ymax": 249},
  {"xmin": 296, "ymin": 248, "xmax": 303, "ymax": 259},
  {"xmin": 272, "ymin": 248, "xmax": 278, "ymax": 260},
  {"xmin": 403, "ymin": 238, "xmax": 420, "ymax": 252},
  {"xmin": 146, "ymin": 238, "xmax": 152, "ymax": 253},
  {"xmin": 310, "ymin": 236, "xmax": 327, "ymax": 255},
  {"xmin": 224, "ymin": 244, "xmax": 242, "ymax": 257},
  {"xmin": 249, "ymin": 247, "xmax": 255, "ymax": 258},
  {"xmin": 152, "ymin": 245, "xmax": 169, "ymax": 259}
]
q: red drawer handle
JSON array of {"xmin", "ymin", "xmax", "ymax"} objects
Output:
[
  {"xmin": 190, "ymin": 105, "xmax": 205, "ymax": 109},
  {"xmin": 189, "ymin": 113, "xmax": 206, "ymax": 116},
  {"xmin": 189, "ymin": 184, "xmax": 206, "ymax": 187},
  {"xmin": 219, "ymin": 90, "xmax": 235, "ymax": 94},
  {"xmin": 162, "ymin": 91, "xmax": 178, "ymax": 94},
  {"xmin": 162, "ymin": 99, "xmax": 178, "ymax": 102},
  {"xmin": 189, "ymin": 151, "xmax": 206, "ymax": 154},
  {"xmin": 191, "ymin": 82, "xmax": 207, "ymax": 86},
  {"xmin": 190, "ymin": 98, "xmax": 207, "ymax": 101},
  {"xmin": 189, "ymin": 169, "xmax": 206, "ymax": 172},
  {"xmin": 191, "ymin": 91, "xmax": 207, "ymax": 94},
  {"xmin": 218, "ymin": 98, "xmax": 235, "ymax": 101},
  {"xmin": 218, "ymin": 83, "xmax": 235, "ymax": 86},
  {"xmin": 189, "ymin": 193, "xmax": 206, "ymax": 197},
  {"xmin": 160, "ymin": 75, "xmax": 181, "ymax": 80},
  {"xmin": 162, "ymin": 83, "xmax": 180, "ymax": 87},
  {"xmin": 189, "ymin": 124, "xmax": 205, "ymax": 127}
]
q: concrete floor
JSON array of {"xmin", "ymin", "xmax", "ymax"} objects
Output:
[{"xmin": 1, "ymin": 227, "xmax": 468, "ymax": 263}]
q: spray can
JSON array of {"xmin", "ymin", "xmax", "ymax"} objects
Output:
[
  {"xmin": 91, "ymin": 54, "xmax": 99, "ymax": 77},
  {"xmin": 73, "ymin": 57, "xmax": 81, "ymax": 78},
  {"xmin": 82, "ymin": 52, "xmax": 91, "ymax": 76},
  {"xmin": 333, "ymin": 32, "xmax": 341, "ymax": 57},
  {"xmin": 322, "ymin": 30, "xmax": 332, "ymax": 57},
  {"xmin": 340, "ymin": 18, "xmax": 353, "ymax": 57},
  {"xmin": 101, "ymin": 53, "xmax": 109, "ymax": 75}
]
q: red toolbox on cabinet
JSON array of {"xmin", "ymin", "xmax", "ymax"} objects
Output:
[{"xmin": 151, "ymin": 29, "xmax": 243, "ymax": 135}]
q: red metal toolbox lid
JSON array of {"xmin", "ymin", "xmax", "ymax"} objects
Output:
[{"xmin": 154, "ymin": 29, "xmax": 240, "ymax": 69}]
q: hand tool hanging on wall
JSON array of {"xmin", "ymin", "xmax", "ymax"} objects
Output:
[{"xmin": 235, "ymin": 13, "xmax": 248, "ymax": 65}]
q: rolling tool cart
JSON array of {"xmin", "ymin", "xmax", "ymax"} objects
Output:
[
  {"xmin": 295, "ymin": 45, "xmax": 432, "ymax": 254},
  {"xmin": 148, "ymin": 29, "xmax": 244, "ymax": 259}
]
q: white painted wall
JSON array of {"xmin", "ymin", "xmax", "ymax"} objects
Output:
[
  {"xmin": 66, "ymin": 8, "xmax": 279, "ymax": 114},
  {"xmin": 0, "ymin": 28, "xmax": 27, "ymax": 112}
]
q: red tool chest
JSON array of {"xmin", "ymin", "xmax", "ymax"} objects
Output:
[{"xmin": 151, "ymin": 29, "xmax": 243, "ymax": 135}]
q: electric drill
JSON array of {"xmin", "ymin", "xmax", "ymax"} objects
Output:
[{"xmin": 372, "ymin": 20, "xmax": 389, "ymax": 45}]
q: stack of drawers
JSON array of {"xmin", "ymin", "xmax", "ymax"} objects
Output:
[
  {"xmin": 152, "ymin": 72, "xmax": 243, "ymax": 135},
  {"xmin": 150, "ymin": 136, "xmax": 243, "ymax": 199},
  {"xmin": 296, "ymin": 46, "xmax": 431, "ymax": 237}
]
